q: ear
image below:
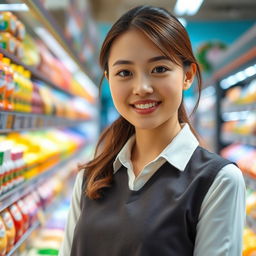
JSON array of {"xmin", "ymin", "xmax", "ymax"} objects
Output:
[
  {"xmin": 104, "ymin": 70, "xmax": 109, "ymax": 81},
  {"xmin": 183, "ymin": 63, "xmax": 197, "ymax": 90}
]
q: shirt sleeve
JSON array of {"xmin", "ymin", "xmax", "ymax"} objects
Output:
[
  {"xmin": 194, "ymin": 164, "xmax": 246, "ymax": 256},
  {"xmin": 58, "ymin": 170, "xmax": 84, "ymax": 256}
]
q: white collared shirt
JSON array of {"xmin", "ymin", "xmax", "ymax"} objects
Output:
[{"xmin": 59, "ymin": 123, "xmax": 246, "ymax": 256}]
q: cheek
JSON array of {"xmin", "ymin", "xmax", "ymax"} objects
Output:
[{"xmin": 109, "ymin": 83, "xmax": 128, "ymax": 108}]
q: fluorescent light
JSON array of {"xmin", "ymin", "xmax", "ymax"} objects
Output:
[
  {"xmin": 35, "ymin": 27, "xmax": 79, "ymax": 73},
  {"xmin": 222, "ymin": 111, "xmax": 250, "ymax": 121},
  {"xmin": 174, "ymin": 0, "xmax": 204, "ymax": 16},
  {"xmin": 220, "ymin": 64, "xmax": 256, "ymax": 89},
  {"xmin": 0, "ymin": 4, "xmax": 29, "ymax": 12}
]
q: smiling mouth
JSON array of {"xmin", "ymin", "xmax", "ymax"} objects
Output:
[{"xmin": 131, "ymin": 101, "xmax": 161, "ymax": 109}]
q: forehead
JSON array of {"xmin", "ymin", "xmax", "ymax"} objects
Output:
[{"xmin": 108, "ymin": 29, "xmax": 163, "ymax": 65}]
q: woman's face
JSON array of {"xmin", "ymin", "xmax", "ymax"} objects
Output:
[{"xmin": 107, "ymin": 29, "xmax": 195, "ymax": 131}]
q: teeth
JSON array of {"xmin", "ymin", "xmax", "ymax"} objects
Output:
[{"xmin": 134, "ymin": 102, "xmax": 158, "ymax": 109}]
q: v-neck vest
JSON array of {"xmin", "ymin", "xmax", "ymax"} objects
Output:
[{"xmin": 70, "ymin": 146, "xmax": 232, "ymax": 256}]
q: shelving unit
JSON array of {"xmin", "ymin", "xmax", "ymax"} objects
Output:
[
  {"xmin": 0, "ymin": 110, "xmax": 89, "ymax": 132},
  {"xmin": 0, "ymin": 144, "xmax": 85, "ymax": 212},
  {"xmin": 0, "ymin": 47, "xmax": 74, "ymax": 97},
  {"xmin": 0, "ymin": 0, "xmax": 99, "ymax": 253},
  {"xmin": 197, "ymin": 24, "xmax": 256, "ymax": 153},
  {"xmin": 6, "ymin": 221, "xmax": 40, "ymax": 256}
]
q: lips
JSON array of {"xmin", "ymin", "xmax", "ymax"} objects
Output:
[{"xmin": 130, "ymin": 99, "xmax": 161, "ymax": 114}]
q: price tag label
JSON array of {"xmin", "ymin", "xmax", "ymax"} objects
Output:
[
  {"xmin": 6, "ymin": 113, "xmax": 14, "ymax": 129},
  {"xmin": 37, "ymin": 209, "xmax": 46, "ymax": 226},
  {"xmin": 0, "ymin": 112, "xmax": 6, "ymax": 129},
  {"xmin": 13, "ymin": 114, "xmax": 24, "ymax": 129}
]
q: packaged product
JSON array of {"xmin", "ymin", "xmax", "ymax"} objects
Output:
[
  {"xmin": 0, "ymin": 32, "xmax": 16, "ymax": 54},
  {"xmin": 2, "ymin": 57, "xmax": 14, "ymax": 110},
  {"xmin": 0, "ymin": 216, "xmax": 7, "ymax": 256},
  {"xmin": 0, "ymin": 12, "xmax": 17, "ymax": 35},
  {"xmin": 0, "ymin": 53, "xmax": 6, "ymax": 110},
  {"xmin": 17, "ymin": 199, "xmax": 30, "ymax": 231},
  {"xmin": 14, "ymin": 38, "xmax": 24, "ymax": 59},
  {"xmin": 15, "ymin": 20, "xmax": 25, "ymax": 41},
  {"xmin": 1, "ymin": 209, "xmax": 16, "ymax": 253},
  {"xmin": 9, "ymin": 203, "xmax": 24, "ymax": 243}
]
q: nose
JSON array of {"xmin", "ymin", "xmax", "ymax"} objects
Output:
[{"xmin": 132, "ymin": 75, "xmax": 153, "ymax": 96}]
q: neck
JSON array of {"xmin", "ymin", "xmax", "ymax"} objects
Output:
[{"xmin": 131, "ymin": 119, "xmax": 182, "ymax": 169}]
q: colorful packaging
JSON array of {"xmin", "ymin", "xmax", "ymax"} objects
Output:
[
  {"xmin": 0, "ymin": 216, "xmax": 7, "ymax": 256},
  {"xmin": 1, "ymin": 209, "xmax": 16, "ymax": 253},
  {"xmin": 0, "ymin": 12, "xmax": 17, "ymax": 35},
  {"xmin": 0, "ymin": 32, "xmax": 16, "ymax": 54},
  {"xmin": 0, "ymin": 53, "xmax": 6, "ymax": 110},
  {"xmin": 9, "ymin": 203, "xmax": 24, "ymax": 243},
  {"xmin": 2, "ymin": 57, "xmax": 14, "ymax": 110}
]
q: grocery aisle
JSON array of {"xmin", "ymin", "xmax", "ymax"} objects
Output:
[
  {"xmin": 0, "ymin": 0, "xmax": 99, "ymax": 255},
  {"xmin": 0, "ymin": 0, "xmax": 255, "ymax": 255}
]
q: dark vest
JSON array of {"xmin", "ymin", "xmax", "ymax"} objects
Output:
[{"xmin": 70, "ymin": 146, "xmax": 232, "ymax": 256}]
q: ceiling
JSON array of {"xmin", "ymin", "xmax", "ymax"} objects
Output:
[{"xmin": 88, "ymin": 0, "xmax": 256, "ymax": 23}]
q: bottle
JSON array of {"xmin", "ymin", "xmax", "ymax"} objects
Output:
[
  {"xmin": 0, "ymin": 53, "xmax": 6, "ymax": 110},
  {"xmin": 0, "ymin": 152, "xmax": 4, "ymax": 196},
  {"xmin": 16, "ymin": 200, "xmax": 29, "ymax": 231},
  {"xmin": 2, "ymin": 58, "xmax": 14, "ymax": 111},
  {"xmin": 2, "ymin": 145, "xmax": 14, "ymax": 193},
  {"xmin": 23, "ymin": 70, "xmax": 33, "ymax": 113},
  {"xmin": 1, "ymin": 209, "xmax": 15, "ymax": 253},
  {"xmin": 0, "ymin": 12, "xmax": 17, "ymax": 35},
  {"xmin": 0, "ymin": 32, "xmax": 16, "ymax": 54},
  {"xmin": 8, "ymin": 203, "xmax": 24, "ymax": 243},
  {"xmin": 0, "ymin": 216, "xmax": 7, "ymax": 256},
  {"xmin": 15, "ymin": 20, "xmax": 25, "ymax": 41}
]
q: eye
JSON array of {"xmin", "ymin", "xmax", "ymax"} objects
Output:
[
  {"xmin": 116, "ymin": 70, "xmax": 132, "ymax": 77},
  {"xmin": 152, "ymin": 66, "xmax": 169, "ymax": 73}
]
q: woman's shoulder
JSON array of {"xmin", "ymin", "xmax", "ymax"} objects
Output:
[{"xmin": 215, "ymin": 163, "xmax": 245, "ymax": 188}]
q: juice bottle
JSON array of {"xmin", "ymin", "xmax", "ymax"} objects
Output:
[
  {"xmin": 0, "ymin": 152, "xmax": 4, "ymax": 196},
  {"xmin": 15, "ymin": 20, "xmax": 25, "ymax": 41},
  {"xmin": 23, "ymin": 70, "xmax": 32, "ymax": 113},
  {"xmin": 2, "ymin": 146, "xmax": 14, "ymax": 193},
  {"xmin": 16, "ymin": 199, "xmax": 29, "ymax": 231},
  {"xmin": 0, "ymin": 32, "xmax": 16, "ymax": 54},
  {"xmin": 2, "ymin": 58, "xmax": 14, "ymax": 111},
  {"xmin": 16, "ymin": 65, "xmax": 25, "ymax": 112},
  {"xmin": 11, "ymin": 64, "xmax": 19, "ymax": 111},
  {"xmin": 0, "ymin": 12, "xmax": 17, "ymax": 35},
  {"xmin": 0, "ymin": 53, "xmax": 6, "ymax": 110},
  {"xmin": 0, "ymin": 209, "xmax": 15, "ymax": 253},
  {"xmin": 0, "ymin": 216, "xmax": 7, "ymax": 256},
  {"xmin": 8, "ymin": 203, "xmax": 24, "ymax": 243}
]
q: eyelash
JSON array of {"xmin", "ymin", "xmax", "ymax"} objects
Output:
[{"xmin": 116, "ymin": 66, "xmax": 169, "ymax": 77}]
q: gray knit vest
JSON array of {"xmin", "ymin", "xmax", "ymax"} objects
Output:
[{"xmin": 70, "ymin": 146, "xmax": 232, "ymax": 256}]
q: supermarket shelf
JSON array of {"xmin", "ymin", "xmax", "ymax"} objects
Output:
[
  {"xmin": 246, "ymin": 215, "xmax": 256, "ymax": 234},
  {"xmin": 244, "ymin": 174, "xmax": 256, "ymax": 190},
  {"xmin": 222, "ymin": 102, "xmax": 256, "ymax": 113},
  {"xmin": 7, "ymin": 221, "xmax": 40, "ymax": 256},
  {"xmin": 22, "ymin": 0, "xmax": 95, "ymax": 81},
  {"xmin": 221, "ymin": 133, "xmax": 256, "ymax": 147},
  {"xmin": 0, "ymin": 47, "xmax": 74, "ymax": 98},
  {"xmin": 0, "ymin": 145, "xmax": 85, "ymax": 212},
  {"xmin": 0, "ymin": 110, "xmax": 89, "ymax": 133}
]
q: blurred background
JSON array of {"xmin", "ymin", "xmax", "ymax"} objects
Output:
[{"xmin": 0, "ymin": 0, "xmax": 255, "ymax": 255}]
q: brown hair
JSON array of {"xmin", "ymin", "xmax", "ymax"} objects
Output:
[{"xmin": 82, "ymin": 5, "xmax": 202, "ymax": 199}]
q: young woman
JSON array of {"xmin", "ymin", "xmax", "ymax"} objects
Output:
[{"xmin": 59, "ymin": 5, "xmax": 246, "ymax": 256}]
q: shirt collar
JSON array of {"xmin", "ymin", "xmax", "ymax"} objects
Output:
[{"xmin": 113, "ymin": 123, "xmax": 199, "ymax": 173}]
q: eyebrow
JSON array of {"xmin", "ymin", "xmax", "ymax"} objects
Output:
[{"xmin": 112, "ymin": 56, "xmax": 171, "ymax": 66}]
